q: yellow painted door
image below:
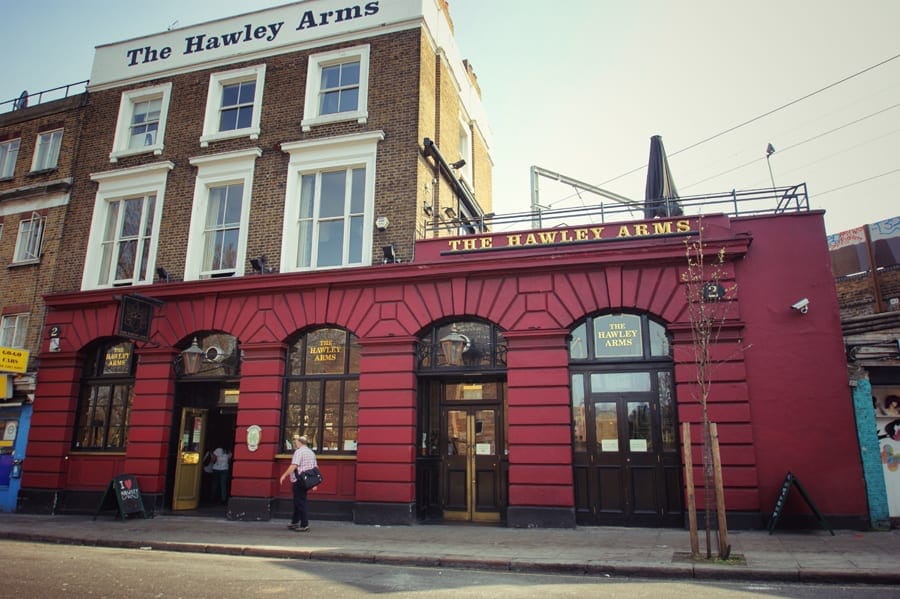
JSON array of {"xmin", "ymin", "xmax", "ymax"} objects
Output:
[{"xmin": 172, "ymin": 408, "xmax": 207, "ymax": 510}]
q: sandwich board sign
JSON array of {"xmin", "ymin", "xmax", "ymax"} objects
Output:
[{"xmin": 93, "ymin": 474, "xmax": 148, "ymax": 521}]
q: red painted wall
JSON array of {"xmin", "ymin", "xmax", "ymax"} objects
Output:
[
  {"xmin": 734, "ymin": 213, "xmax": 866, "ymax": 514},
  {"xmin": 26, "ymin": 212, "xmax": 867, "ymax": 524}
]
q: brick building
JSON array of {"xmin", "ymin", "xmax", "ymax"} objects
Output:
[
  {"xmin": 14, "ymin": 0, "xmax": 869, "ymax": 530},
  {"xmin": 0, "ymin": 83, "xmax": 88, "ymax": 511}
]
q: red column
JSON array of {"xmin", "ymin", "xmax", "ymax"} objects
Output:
[
  {"xmin": 125, "ymin": 346, "xmax": 178, "ymax": 494},
  {"xmin": 353, "ymin": 335, "xmax": 418, "ymax": 524},
  {"xmin": 21, "ymin": 352, "xmax": 82, "ymax": 491},
  {"xmin": 231, "ymin": 342, "xmax": 287, "ymax": 500},
  {"xmin": 504, "ymin": 328, "xmax": 575, "ymax": 527}
]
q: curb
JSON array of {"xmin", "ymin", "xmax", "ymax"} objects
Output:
[{"xmin": 2, "ymin": 529, "xmax": 898, "ymax": 586}]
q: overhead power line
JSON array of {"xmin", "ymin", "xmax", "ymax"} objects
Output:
[
  {"xmin": 814, "ymin": 167, "xmax": 900, "ymax": 197},
  {"xmin": 596, "ymin": 53, "xmax": 900, "ymax": 187},
  {"xmin": 681, "ymin": 102, "xmax": 900, "ymax": 190}
]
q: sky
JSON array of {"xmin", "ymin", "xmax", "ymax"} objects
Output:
[{"xmin": 2, "ymin": 0, "xmax": 898, "ymax": 236}]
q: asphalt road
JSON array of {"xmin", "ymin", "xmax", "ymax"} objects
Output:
[{"xmin": 1, "ymin": 540, "xmax": 895, "ymax": 598}]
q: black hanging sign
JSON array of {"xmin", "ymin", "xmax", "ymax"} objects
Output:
[
  {"xmin": 117, "ymin": 294, "xmax": 162, "ymax": 341},
  {"xmin": 767, "ymin": 471, "xmax": 833, "ymax": 535},
  {"xmin": 93, "ymin": 474, "xmax": 148, "ymax": 521}
]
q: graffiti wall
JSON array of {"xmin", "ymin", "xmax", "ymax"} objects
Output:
[
  {"xmin": 874, "ymin": 387, "xmax": 900, "ymax": 517},
  {"xmin": 828, "ymin": 216, "xmax": 900, "ymax": 277}
]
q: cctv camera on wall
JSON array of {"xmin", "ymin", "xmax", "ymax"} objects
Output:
[{"xmin": 791, "ymin": 298, "xmax": 809, "ymax": 314}]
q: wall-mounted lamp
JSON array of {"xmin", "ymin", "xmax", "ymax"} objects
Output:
[
  {"xmin": 444, "ymin": 207, "xmax": 457, "ymax": 220},
  {"xmin": 450, "ymin": 159, "xmax": 466, "ymax": 169},
  {"xmin": 439, "ymin": 327, "xmax": 471, "ymax": 366},
  {"xmin": 156, "ymin": 267, "xmax": 170, "ymax": 282},
  {"xmin": 375, "ymin": 216, "xmax": 390, "ymax": 231},
  {"xmin": 382, "ymin": 244, "xmax": 398, "ymax": 264},
  {"xmin": 423, "ymin": 202, "xmax": 433, "ymax": 216},
  {"xmin": 181, "ymin": 337, "xmax": 204, "ymax": 375},
  {"xmin": 250, "ymin": 255, "xmax": 272, "ymax": 274}
]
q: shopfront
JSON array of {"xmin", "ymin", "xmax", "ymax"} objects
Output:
[{"xmin": 18, "ymin": 212, "xmax": 869, "ymax": 529}]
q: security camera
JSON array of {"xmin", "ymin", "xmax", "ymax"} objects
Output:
[{"xmin": 791, "ymin": 298, "xmax": 809, "ymax": 314}]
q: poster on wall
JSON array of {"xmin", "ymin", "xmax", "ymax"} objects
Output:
[{"xmin": 874, "ymin": 387, "xmax": 900, "ymax": 518}]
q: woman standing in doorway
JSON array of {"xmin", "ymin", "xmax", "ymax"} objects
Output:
[{"xmin": 211, "ymin": 445, "xmax": 232, "ymax": 504}]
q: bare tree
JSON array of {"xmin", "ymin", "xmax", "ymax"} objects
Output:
[{"xmin": 681, "ymin": 225, "xmax": 738, "ymax": 559}]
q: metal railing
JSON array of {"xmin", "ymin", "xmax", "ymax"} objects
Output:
[
  {"xmin": 1, "ymin": 80, "xmax": 89, "ymax": 113},
  {"xmin": 423, "ymin": 183, "xmax": 809, "ymax": 237}
]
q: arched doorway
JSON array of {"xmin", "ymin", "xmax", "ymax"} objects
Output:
[
  {"xmin": 415, "ymin": 320, "xmax": 508, "ymax": 523},
  {"xmin": 569, "ymin": 313, "xmax": 683, "ymax": 526},
  {"xmin": 171, "ymin": 333, "xmax": 240, "ymax": 512}
]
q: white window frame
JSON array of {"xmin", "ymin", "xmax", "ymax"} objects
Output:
[
  {"xmin": 0, "ymin": 313, "xmax": 29, "ymax": 348},
  {"xmin": 109, "ymin": 83, "xmax": 173, "ymax": 162},
  {"xmin": 13, "ymin": 212, "xmax": 45, "ymax": 263},
  {"xmin": 31, "ymin": 128, "xmax": 63, "ymax": 172},
  {"xmin": 97, "ymin": 192, "xmax": 158, "ymax": 287},
  {"xmin": 83, "ymin": 162, "xmax": 174, "ymax": 290},
  {"xmin": 185, "ymin": 148, "xmax": 261, "ymax": 280},
  {"xmin": 200, "ymin": 65, "xmax": 266, "ymax": 148},
  {"xmin": 301, "ymin": 45, "xmax": 370, "ymax": 132},
  {"xmin": 280, "ymin": 131, "xmax": 383, "ymax": 272},
  {"xmin": 0, "ymin": 138, "xmax": 20, "ymax": 179}
]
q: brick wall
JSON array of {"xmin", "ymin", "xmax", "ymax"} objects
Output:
[
  {"xmin": 835, "ymin": 265, "xmax": 900, "ymax": 318},
  {"xmin": 55, "ymin": 28, "xmax": 465, "ymax": 291},
  {"xmin": 0, "ymin": 95, "xmax": 86, "ymax": 366}
]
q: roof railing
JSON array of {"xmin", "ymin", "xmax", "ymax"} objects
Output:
[
  {"xmin": 1, "ymin": 80, "xmax": 89, "ymax": 113},
  {"xmin": 424, "ymin": 183, "xmax": 809, "ymax": 237}
]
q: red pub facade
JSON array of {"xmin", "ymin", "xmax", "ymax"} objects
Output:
[{"xmin": 16, "ymin": 0, "xmax": 867, "ymax": 529}]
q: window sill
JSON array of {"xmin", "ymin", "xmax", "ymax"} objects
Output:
[
  {"xmin": 7, "ymin": 258, "xmax": 41, "ymax": 268},
  {"xmin": 199, "ymin": 128, "xmax": 260, "ymax": 148},
  {"xmin": 109, "ymin": 146, "xmax": 163, "ymax": 163},
  {"xmin": 301, "ymin": 111, "xmax": 368, "ymax": 132}
]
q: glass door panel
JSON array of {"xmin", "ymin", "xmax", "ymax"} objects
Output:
[
  {"xmin": 172, "ymin": 408, "xmax": 207, "ymax": 510},
  {"xmin": 443, "ymin": 407, "xmax": 501, "ymax": 522}
]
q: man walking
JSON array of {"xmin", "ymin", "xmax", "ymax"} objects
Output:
[{"xmin": 279, "ymin": 434, "xmax": 317, "ymax": 532}]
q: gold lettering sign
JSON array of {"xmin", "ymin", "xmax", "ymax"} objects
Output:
[
  {"xmin": 103, "ymin": 343, "xmax": 132, "ymax": 375},
  {"xmin": 446, "ymin": 219, "xmax": 692, "ymax": 253},
  {"xmin": 307, "ymin": 338, "xmax": 344, "ymax": 373},
  {"xmin": 594, "ymin": 315, "xmax": 643, "ymax": 358}
]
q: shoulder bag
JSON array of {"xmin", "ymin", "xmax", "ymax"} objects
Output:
[{"xmin": 299, "ymin": 466, "xmax": 323, "ymax": 490}]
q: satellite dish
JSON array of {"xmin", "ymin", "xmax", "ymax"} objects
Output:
[{"xmin": 13, "ymin": 90, "xmax": 28, "ymax": 110}]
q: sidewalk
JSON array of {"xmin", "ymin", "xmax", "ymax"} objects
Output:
[{"xmin": 0, "ymin": 512, "xmax": 897, "ymax": 585}]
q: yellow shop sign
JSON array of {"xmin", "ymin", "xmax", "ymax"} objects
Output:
[{"xmin": 0, "ymin": 347, "xmax": 29, "ymax": 374}]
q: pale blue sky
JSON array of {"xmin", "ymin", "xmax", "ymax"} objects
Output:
[{"xmin": 2, "ymin": 0, "xmax": 898, "ymax": 235}]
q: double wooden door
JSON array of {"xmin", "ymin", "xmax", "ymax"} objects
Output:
[
  {"xmin": 442, "ymin": 406, "xmax": 503, "ymax": 522},
  {"xmin": 572, "ymin": 369, "xmax": 682, "ymax": 526}
]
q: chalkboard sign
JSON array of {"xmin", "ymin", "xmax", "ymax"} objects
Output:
[
  {"xmin": 767, "ymin": 471, "xmax": 833, "ymax": 535},
  {"xmin": 93, "ymin": 474, "xmax": 148, "ymax": 521}
]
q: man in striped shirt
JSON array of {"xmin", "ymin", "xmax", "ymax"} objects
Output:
[{"xmin": 279, "ymin": 435, "xmax": 318, "ymax": 532}]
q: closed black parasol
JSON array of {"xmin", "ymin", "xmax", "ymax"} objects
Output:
[{"xmin": 643, "ymin": 135, "xmax": 683, "ymax": 219}]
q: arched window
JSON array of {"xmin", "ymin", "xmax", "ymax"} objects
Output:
[
  {"xmin": 283, "ymin": 327, "xmax": 360, "ymax": 454},
  {"xmin": 417, "ymin": 319, "xmax": 507, "ymax": 371},
  {"xmin": 73, "ymin": 339, "xmax": 136, "ymax": 451},
  {"xmin": 569, "ymin": 313, "xmax": 670, "ymax": 361}
]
